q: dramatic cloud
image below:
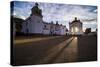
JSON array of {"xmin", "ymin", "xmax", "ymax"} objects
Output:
[
  {"xmin": 12, "ymin": 1, "xmax": 97, "ymax": 31},
  {"xmin": 82, "ymin": 18, "xmax": 97, "ymax": 22}
]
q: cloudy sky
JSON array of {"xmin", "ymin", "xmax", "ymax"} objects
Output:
[{"xmin": 12, "ymin": 1, "xmax": 97, "ymax": 31}]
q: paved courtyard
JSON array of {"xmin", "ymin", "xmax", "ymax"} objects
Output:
[{"xmin": 13, "ymin": 35, "xmax": 97, "ymax": 65}]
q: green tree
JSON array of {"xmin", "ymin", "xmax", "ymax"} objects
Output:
[
  {"xmin": 11, "ymin": 16, "xmax": 24, "ymax": 33},
  {"xmin": 84, "ymin": 28, "xmax": 91, "ymax": 34}
]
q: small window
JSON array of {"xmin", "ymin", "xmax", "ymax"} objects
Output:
[
  {"xmin": 44, "ymin": 25, "xmax": 46, "ymax": 28},
  {"xmin": 43, "ymin": 25, "xmax": 48, "ymax": 30},
  {"xmin": 26, "ymin": 28, "xmax": 29, "ymax": 33}
]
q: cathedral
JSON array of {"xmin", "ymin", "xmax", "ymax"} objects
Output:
[
  {"xmin": 21, "ymin": 3, "xmax": 67, "ymax": 35},
  {"xmin": 69, "ymin": 17, "xmax": 83, "ymax": 35}
]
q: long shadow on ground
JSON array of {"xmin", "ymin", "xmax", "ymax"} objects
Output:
[{"xmin": 13, "ymin": 36, "xmax": 71, "ymax": 65}]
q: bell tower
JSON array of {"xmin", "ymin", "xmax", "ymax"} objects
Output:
[{"xmin": 31, "ymin": 3, "xmax": 43, "ymax": 17}]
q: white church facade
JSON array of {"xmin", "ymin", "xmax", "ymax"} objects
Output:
[
  {"xmin": 69, "ymin": 17, "xmax": 83, "ymax": 35},
  {"xmin": 21, "ymin": 3, "xmax": 67, "ymax": 35}
]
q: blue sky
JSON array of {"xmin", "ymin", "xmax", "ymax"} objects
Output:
[{"xmin": 12, "ymin": 1, "xmax": 97, "ymax": 31}]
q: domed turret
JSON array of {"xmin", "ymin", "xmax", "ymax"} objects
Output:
[
  {"xmin": 31, "ymin": 3, "xmax": 43, "ymax": 17},
  {"xmin": 69, "ymin": 17, "xmax": 83, "ymax": 35}
]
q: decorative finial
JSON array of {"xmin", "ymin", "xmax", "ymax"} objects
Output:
[
  {"xmin": 75, "ymin": 17, "xmax": 77, "ymax": 20},
  {"xmin": 35, "ymin": 3, "xmax": 39, "ymax": 6}
]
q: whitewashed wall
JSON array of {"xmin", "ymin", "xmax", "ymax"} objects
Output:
[
  {"xmin": 30, "ymin": 15, "xmax": 43, "ymax": 34},
  {"xmin": 60, "ymin": 26, "xmax": 66, "ymax": 35},
  {"xmin": 21, "ymin": 15, "xmax": 44, "ymax": 34},
  {"xmin": 42, "ymin": 23, "xmax": 50, "ymax": 35},
  {"xmin": 21, "ymin": 15, "xmax": 67, "ymax": 35}
]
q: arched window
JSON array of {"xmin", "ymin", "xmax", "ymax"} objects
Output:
[
  {"xmin": 71, "ymin": 27, "xmax": 74, "ymax": 32},
  {"xmin": 75, "ymin": 27, "xmax": 78, "ymax": 32}
]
